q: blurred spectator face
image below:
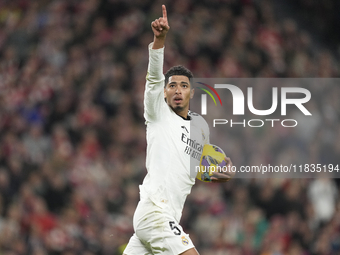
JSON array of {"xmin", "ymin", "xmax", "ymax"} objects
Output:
[
  {"xmin": 30, "ymin": 123, "xmax": 43, "ymax": 138},
  {"xmin": 0, "ymin": 169, "xmax": 9, "ymax": 191}
]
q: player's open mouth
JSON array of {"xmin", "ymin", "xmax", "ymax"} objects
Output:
[{"xmin": 174, "ymin": 98, "xmax": 182, "ymax": 103}]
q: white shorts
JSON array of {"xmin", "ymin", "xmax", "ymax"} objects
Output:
[{"xmin": 123, "ymin": 198, "xmax": 195, "ymax": 255}]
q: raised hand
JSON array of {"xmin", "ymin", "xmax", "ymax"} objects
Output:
[{"xmin": 151, "ymin": 5, "xmax": 170, "ymax": 39}]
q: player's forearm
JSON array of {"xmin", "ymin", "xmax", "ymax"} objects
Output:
[
  {"xmin": 152, "ymin": 36, "xmax": 166, "ymax": 49},
  {"xmin": 148, "ymin": 5, "xmax": 168, "ymax": 81},
  {"xmin": 147, "ymin": 42, "xmax": 164, "ymax": 82},
  {"xmin": 148, "ymin": 35, "xmax": 166, "ymax": 79},
  {"xmin": 144, "ymin": 41, "xmax": 165, "ymax": 122}
]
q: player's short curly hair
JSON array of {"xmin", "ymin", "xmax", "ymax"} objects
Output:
[{"xmin": 164, "ymin": 65, "xmax": 193, "ymax": 88}]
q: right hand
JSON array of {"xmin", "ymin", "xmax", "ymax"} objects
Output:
[{"xmin": 151, "ymin": 5, "xmax": 170, "ymax": 38}]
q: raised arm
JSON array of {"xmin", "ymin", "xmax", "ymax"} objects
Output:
[{"xmin": 144, "ymin": 5, "xmax": 170, "ymax": 123}]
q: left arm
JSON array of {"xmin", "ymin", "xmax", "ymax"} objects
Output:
[{"xmin": 204, "ymin": 123, "xmax": 235, "ymax": 183}]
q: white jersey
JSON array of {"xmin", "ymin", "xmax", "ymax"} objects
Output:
[{"xmin": 139, "ymin": 43, "xmax": 209, "ymax": 222}]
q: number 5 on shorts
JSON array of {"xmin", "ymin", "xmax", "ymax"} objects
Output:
[{"xmin": 169, "ymin": 221, "xmax": 181, "ymax": 235}]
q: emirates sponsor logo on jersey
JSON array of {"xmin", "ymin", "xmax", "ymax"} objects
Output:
[
  {"xmin": 181, "ymin": 133, "xmax": 203, "ymax": 152},
  {"xmin": 181, "ymin": 133, "xmax": 203, "ymax": 160}
]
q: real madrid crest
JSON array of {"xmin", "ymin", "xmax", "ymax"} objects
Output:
[{"xmin": 181, "ymin": 236, "xmax": 189, "ymax": 246}]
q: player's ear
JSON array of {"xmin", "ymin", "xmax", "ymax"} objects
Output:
[
  {"xmin": 190, "ymin": 88, "xmax": 194, "ymax": 99},
  {"xmin": 164, "ymin": 88, "xmax": 167, "ymax": 101}
]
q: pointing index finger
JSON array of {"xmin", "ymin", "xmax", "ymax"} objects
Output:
[{"xmin": 162, "ymin": 5, "xmax": 167, "ymax": 20}]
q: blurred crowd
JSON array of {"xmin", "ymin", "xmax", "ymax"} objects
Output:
[
  {"xmin": 0, "ymin": 0, "xmax": 339, "ymax": 255},
  {"xmin": 285, "ymin": 0, "xmax": 340, "ymax": 50}
]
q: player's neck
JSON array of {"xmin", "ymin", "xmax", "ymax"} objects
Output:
[{"xmin": 175, "ymin": 108, "xmax": 189, "ymax": 120}]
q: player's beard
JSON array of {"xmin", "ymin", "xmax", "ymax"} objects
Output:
[{"xmin": 171, "ymin": 105, "xmax": 183, "ymax": 113}]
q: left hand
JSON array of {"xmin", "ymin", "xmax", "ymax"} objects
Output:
[{"xmin": 210, "ymin": 157, "xmax": 234, "ymax": 183}]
